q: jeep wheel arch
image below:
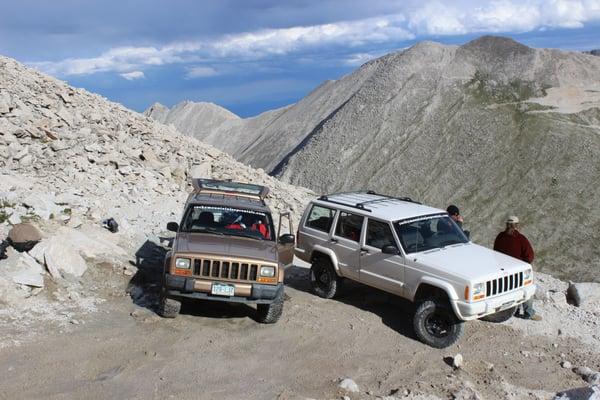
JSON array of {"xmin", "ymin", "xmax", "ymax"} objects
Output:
[{"xmin": 310, "ymin": 248, "xmax": 341, "ymax": 276}]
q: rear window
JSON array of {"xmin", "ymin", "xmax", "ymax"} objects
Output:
[
  {"xmin": 305, "ymin": 205, "xmax": 336, "ymax": 233},
  {"xmin": 335, "ymin": 212, "xmax": 363, "ymax": 242}
]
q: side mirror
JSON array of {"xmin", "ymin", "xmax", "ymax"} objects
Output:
[
  {"xmin": 279, "ymin": 234, "xmax": 295, "ymax": 245},
  {"xmin": 167, "ymin": 222, "xmax": 179, "ymax": 232},
  {"xmin": 382, "ymin": 245, "xmax": 400, "ymax": 255}
]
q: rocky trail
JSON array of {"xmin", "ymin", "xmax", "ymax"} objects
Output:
[{"xmin": 1, "ymin": 51, "xmax": 600, "ymax": 399}]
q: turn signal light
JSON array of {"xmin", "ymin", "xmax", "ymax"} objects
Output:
[
  {"xmin": 173, "ymin": 268, "xmax": 192, "ymax": 276},
  {"xmin": 473, "ymin": 294, "xmax": 485, "ymax": 301},
  {"xmin": 257, "ymin": 276, "xmax": 277, "ymax": 284},
  {"xmin": 524, "ymin": 279, "xmax": 533, "ymax": 285}
]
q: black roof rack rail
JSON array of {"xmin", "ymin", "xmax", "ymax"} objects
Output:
[
  {"xmin": 360, "ymin": 191, "xmax": 421, "ymax": 205},
  {"xmin": 317, "ymin": 195, "xmax": 372, "ymax": 212}
]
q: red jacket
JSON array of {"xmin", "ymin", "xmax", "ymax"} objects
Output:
[{"xmin": 493, "ymin": 230, "xmax": 534, "ymax": 263}]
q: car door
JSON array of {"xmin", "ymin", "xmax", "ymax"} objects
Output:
[
  {"xmin": 359, "ymin": 218, "xmax": 406, "ymax": 296},
  {"xmin": 277, "ymin": 211, "xmax": 295, "ymax": 267},
  {"xmin": 330, "ymin": 211, "xmax": 365, "ymax": 281}
]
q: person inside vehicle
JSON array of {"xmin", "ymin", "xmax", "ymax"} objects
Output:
[
  {"xmin": 251, "ymin": 218, "xmax": 269, "ymax": 239},
  {"xmin": 224, "ymin": 212, "xmax": 246, "ymax": 230}
]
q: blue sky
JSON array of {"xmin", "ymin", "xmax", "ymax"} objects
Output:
[{"xmin": 1, "ymin": 0, "xmax": 599, "ymax": 117}]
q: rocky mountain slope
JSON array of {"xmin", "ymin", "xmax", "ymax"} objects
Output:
[
  {"xmin": 144, "ymin": 100, "xmax": 239, "ymax": 144},
  {"xmin": 0, "ymin": 54, "xmax": 313, "ymax": 321},
  {"xmin": 1, "ymin": 53, "xmax": 600, "ymax": 400},
  {"xmin": 147, "ymin": 36, "xmax": 600, "ymax": 282}
]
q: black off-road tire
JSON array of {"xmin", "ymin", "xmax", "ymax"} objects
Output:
[
  {"xmin": 158, "ymin": 294, "xmax": 181, "ymax": 318},
  {"xmin": 480, "ymin": 306, "xmax": 517, "ymax": 323},
  {"xmin": 413, "ymin": 300, "xmax": 464, "ymax": 348},
  {"xmin": 256, "ymin": 289, "xmax": 284, "ymax": 324},
  {"xmin": 309, "ymin": 257, "xmax": 341, "ymax": 299}
]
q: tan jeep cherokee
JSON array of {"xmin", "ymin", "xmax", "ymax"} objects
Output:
[{"xmin": 159, "ymin": 179, "xmax": 295, "ymax": 323}]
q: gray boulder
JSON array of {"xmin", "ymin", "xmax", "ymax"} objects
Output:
[{"xmin": 567, "ymin": 282, "xmax": 600, "ymax": 310}]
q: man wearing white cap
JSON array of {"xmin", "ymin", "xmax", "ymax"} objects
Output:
[{"xmin": 493, "ymin": 215, "xmax": 541, "ymax": 321}]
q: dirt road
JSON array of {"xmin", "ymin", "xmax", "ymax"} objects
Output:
[{"xmin": 0, "ymin": 262, "xmax": 598, "ymax": 400}]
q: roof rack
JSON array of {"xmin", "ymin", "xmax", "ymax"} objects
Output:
[
  {"xmin": 191, "ymin": 178, "xmax": 269, "ymax": 200},
  {"xmin": 317, "ymin": 191, "xmax": 420, "ymax": 212},
  {"xmin": 362, "ymin": 190, "xmax": 421, "ymax": 205},
  {"xmin": 318, "ymin": 194, "xmax": 372, "ymax": 212}
]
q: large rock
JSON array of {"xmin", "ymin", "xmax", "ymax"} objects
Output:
[
  {"xmin": 554, "ymin": 385, "xmax": 600, "ymax": 400},
  {"xmin": 29, "ymin": 235, "xmax": 87, "ymax": 278},
  {"xmin": 7, "ymin": 223, "xmax": 42, "ymax": 252},
  {"xmin": 0, "ymin": 248, "xmax": 45, "ymax": 288},
  {"xmin": 567, "ymin": 282, "xmax": 600, "ymax": 310}
]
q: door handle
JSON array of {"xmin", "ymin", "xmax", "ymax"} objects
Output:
[
  {"xmin": 330, "ymin": 238, "xmax": 338, "ymax": 244},
  {"xmin": 360, "ymin": 248, "xmax": 369, "ymax": 254}
]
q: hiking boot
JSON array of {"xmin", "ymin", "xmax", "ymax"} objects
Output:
[{"xmin": 527, "ymin": 314, "xmax": 542, "ymax": 321}]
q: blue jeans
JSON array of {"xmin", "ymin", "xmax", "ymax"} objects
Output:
[{"xmin": 520, "ymin": 298, "xmax": 535, "ymax": 318}]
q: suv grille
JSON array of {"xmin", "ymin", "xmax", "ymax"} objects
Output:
[
  {"xmin": 191, "ymin": 257, "xmax": 265, "ymax": 282},
  {"xmin": 486, "ymin": 271, "xmax": 524, "ymax": 297}
]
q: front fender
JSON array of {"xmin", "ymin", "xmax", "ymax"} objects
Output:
[
  {"xmin": 412, "ymin": 276, "xmax": 461, "ymax": 301},
  {"xmin": 310, "ymin": 245, "xmax": 342, "ymax": 276},
  {"xmin": 163, "ymin": 250, "xmax": 173, "ymax": 275}
]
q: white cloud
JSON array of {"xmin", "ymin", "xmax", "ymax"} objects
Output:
[
  {"xmin": 120, "ymin": 70, "xmax": 145, "ymax": 80},
  {"xmin": 28, "ymin": 0, "xmax": 600, "ymax": 78},
  {"xmin": 409, "ymin": 0, "xmax": 600, "ymax": 35},
  {"xmin": 185, "ymin": 66, "xmax": 218, "ymax": 79}
]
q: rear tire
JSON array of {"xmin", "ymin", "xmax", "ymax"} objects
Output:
[
  {"xmin": 256, "ymin": 289, "xmax": 284, "ymax": 324},
  {"xmin": 413, "ymin": 300, "xmax": 464, "ymax": 348},
  {"xmin": 158, "ymin": 294, "xmax": 181, "ymax": 318},
  {"xmin": 480, "ymin": 306, "xmax": 517, "ymax": 323},
  {"xmin": 309, "ymin": 257, "xmax": 341, "ymax": 299}
]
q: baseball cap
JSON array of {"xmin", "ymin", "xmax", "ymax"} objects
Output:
[{"xmin": 507, "ymin": 215, "xmax": 519, "ymax": 224}]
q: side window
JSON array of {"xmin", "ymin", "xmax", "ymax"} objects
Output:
[
  {"xmin": 305, "ymin": 205, "xmax": 336, "ymax": 233},
  {"xmin": 335, "ymin": 212, "xmax": 364, "ymax": 242},
  {"xmin": 366, "ymin": 219, "xmax": 396, "ymax": 249}
]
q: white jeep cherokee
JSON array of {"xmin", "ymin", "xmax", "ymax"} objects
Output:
[{"xmin": 295, "ymin": 192, "xmax": 536, "ymax": 348}]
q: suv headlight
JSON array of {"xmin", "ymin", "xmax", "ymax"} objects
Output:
[
  {"xmin": 472, "ymin": 282, "xmax": 486, "ymax": 301},
  {"xmin": 524, "ymin": 269, "xmax": 533, "ymax": 285},
  {"xmin": 175, "ymin": 258, "xmax": 191, "ymax": 269},
  {"xmin": 260, "ymin": 266, "xmax": 275, "ymax": 277}
]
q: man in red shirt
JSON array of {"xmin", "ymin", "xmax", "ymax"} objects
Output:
[{"xmin": 493, "ymin": 215, "xmax": 541, "ymax": 321}]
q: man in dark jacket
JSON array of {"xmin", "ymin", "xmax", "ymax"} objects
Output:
[
  {"xmin": 447, "ymin": 205, "xmax": 470, "ymax": 239},
  {"xmin": 494, "ymin": 215, "xmax": 541, "ymax": 321}
]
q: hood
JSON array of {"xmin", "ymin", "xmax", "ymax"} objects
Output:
[
  {"xmin": 174, "ymin": 233, "xmax": 278, "ymax": 263},
  {"xmin": 412, "ymin": 243, "xmax": 530, "ymax": 281}
]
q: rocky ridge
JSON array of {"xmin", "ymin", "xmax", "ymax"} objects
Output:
[
  {"xmin": 146, "ymin": 36, "xmax": 600, "ymax": 282},
  {"xmin": 0, "ymin": 54, "xmax": 313, "ymax": 328}
]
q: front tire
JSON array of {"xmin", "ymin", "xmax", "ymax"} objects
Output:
[
  {"xmin": 256, "ymin": 289, "xmax": 284, "ymax": 324},
  {"xmin": 480, "ymin": 306, "xmax": 517, "ymax": 323},
  {"xmin": 309, "ymin": 258, "xmax": 341, "ymax": 299},
  {"xmin": 413, "ymin": 300, "xmax": 464, "ymax": 348}
]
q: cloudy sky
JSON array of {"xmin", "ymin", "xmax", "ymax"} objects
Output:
[{"xmin": 1, "ymin": 0, "xmax": 599, "ymax": 117}]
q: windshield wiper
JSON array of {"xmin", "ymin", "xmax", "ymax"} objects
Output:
[
  {"xmin": 224, "ymin": 231, "xmax": 265, "ymax": 241},
  {"xmin": 189, "ymin": 227, "xmax": 224, "ymax": 235}
]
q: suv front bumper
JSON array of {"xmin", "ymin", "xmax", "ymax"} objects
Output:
[
  {"xmin": 164, "ymin": 273, "xmax": 283, "ymax": 304},
  {"xmin": 452, "ymin": 284, "xmax": 536, "ymax": 321}
]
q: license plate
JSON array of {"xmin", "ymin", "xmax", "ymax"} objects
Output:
[{"xmin": 211, "ymin": 283, "xmax": 235, "ymax": 297}]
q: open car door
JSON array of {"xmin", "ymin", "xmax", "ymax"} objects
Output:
[{"xmin": 277, "ymin": 212, "xmax": 295, "ymax": 267}]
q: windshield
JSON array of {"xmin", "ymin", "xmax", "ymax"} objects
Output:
[
  {"xmin": 180, "ymin": 205, "xmax": 274, "ymax": 241},
  {"xmin": 395, "ymin": 216, "xmax": 468, "ymax": 254}
]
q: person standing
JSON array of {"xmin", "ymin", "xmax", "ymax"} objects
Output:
[
  {"xmin": 493, "ymin": 215, "xmax": 541, "ymax": 321},
  {"xmin": 447, "ymin": 205, "xmax": 470, "ymax": 238}
]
